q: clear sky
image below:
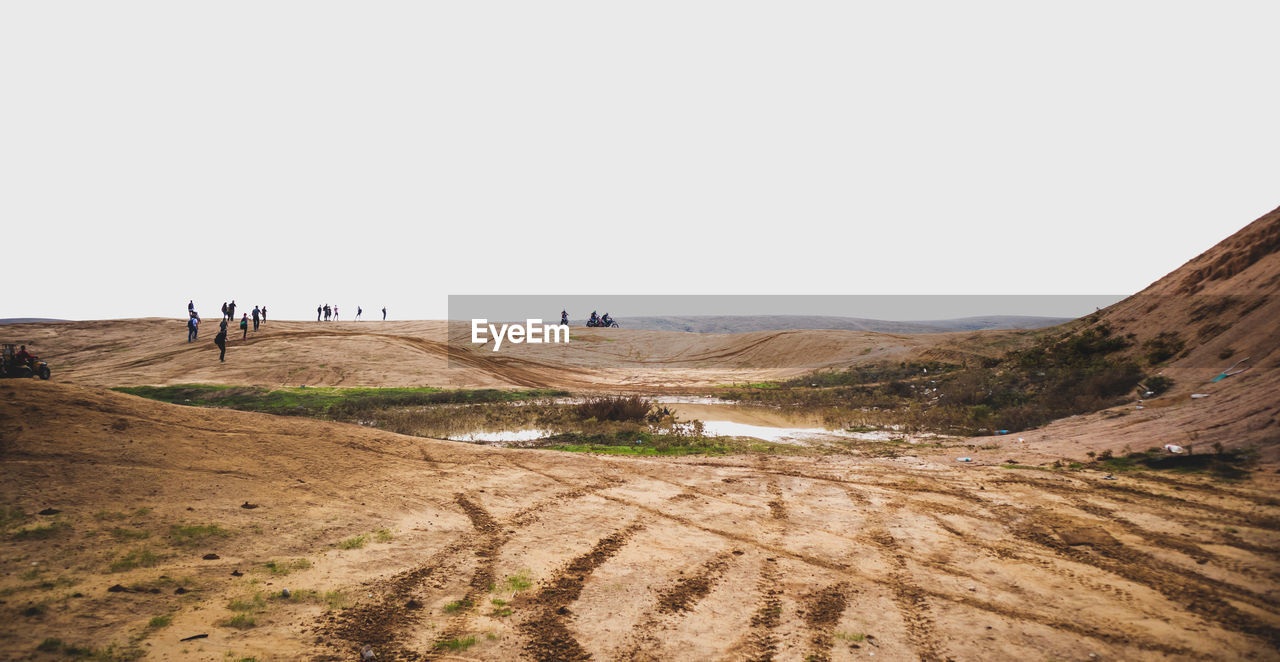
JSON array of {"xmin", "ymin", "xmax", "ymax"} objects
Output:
[{"xmin": 2, "ymin": 2, "xmax": 1277, "ymax": 321}]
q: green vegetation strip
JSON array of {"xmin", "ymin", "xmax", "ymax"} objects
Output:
[{"xmin": 114, "ymin": 385, "xmax": 569, "ymax": 417}]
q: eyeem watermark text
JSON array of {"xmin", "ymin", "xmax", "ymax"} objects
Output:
[{"xmin": 471, "ymin": 319, "xmax": 570, "ymax": 351}]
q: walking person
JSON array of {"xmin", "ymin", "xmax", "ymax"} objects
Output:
[
  {"xmin": 188, "ymin": 300, "xmax": 194, "ymax": 315},
  {"xmin": 214, "ymin": 327, "xmax": 227, "ymax": 362},
  {"xmin": 228, "ymin": 300, "xmax": 237, "ymax": 321},
  {"xmin": 334, "ymin": 305, "xmax": 339, "ymax": 321},
  {"xmin": 317, "ymin": 305, "xmax": 322, "ymax": 322},
  {"xmin": 324, "ymin": 304, "xmax": 331, "ymax": 321},
  {"xmin": 382, "ymin": 306, "xmax": 386, "ymax": 321},
  {"xmin": 252, "ymin": 306, "xmax": 260, "ymax": 331},
  {"xmin": 188, "ymin": 315, "xmax": 199, "ymax": 343},
  {"xmin": 356, "ymin": 306, "xmax": 362, "ymax": 321},
  {"xmin": 260, "ymin": 306, "xmax": 267, "ymax": 324},
  {"xmin": 240, "ymin": 313, "xmax": 249, "ymax": 340},
  {"xmin": 222, "ymin": 302, "xmax": 229, "ymax": 320}
]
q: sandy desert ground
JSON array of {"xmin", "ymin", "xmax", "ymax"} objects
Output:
[{"xmin": 0, "ymin": 208, "xmax": 1277, "ymax": 661}]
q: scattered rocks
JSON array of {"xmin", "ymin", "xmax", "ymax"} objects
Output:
[
  {"xmin": 37, "ymin": 508, "xmax": 61, "ymax": 516},
  {"xmin": 360, "ymin": 645, "xmax": 376, "ymax": 660},
  {"xmin": 405, "ymin": 599, "xmax": 423, "ymax": 610},
  {"xmin": 107, "ymin": 584, "xmax": 128, "ymax": 593},
  {"xmin": 230, "ymin": 570, "xmax": 243, "ymax": 577},
  {"xmin": 175, "ymin": 587, "xmax": 189, "ymax": 595},
  {"xmin": 202, "ymin": 553, "xmax": 220, "ymax": 560},
  {"xmin": 281, "ymin": 588, "xmax": 292, "ymax": 598}
]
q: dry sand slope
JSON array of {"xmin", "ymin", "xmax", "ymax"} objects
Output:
[
  {"xmin": 10, "ymin": 318, "xmax": 981, "ymax": 391},
  {"xmin": 2, "ymin": 381, "xmax": 1278, "ymax": 661}
]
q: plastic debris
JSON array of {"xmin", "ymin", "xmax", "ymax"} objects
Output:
[
  {"xmin": 1211, "ymin": 357, "xmax": 1250, "ymax": 382},
  {"xmin": 1136, "ymin": 405, "xmax": 1144, "ymax": 410},
  {"xmin": 1102, "ymin": 474, "xmax": 1117, "ymax": 480},
  {"xmin": 957, "ymin": 457, "xmax": 972, "ymax": 462},
  {"xmin": 1164, "ymin": 444, "xmax": 1184, "ymax": 453},
  {"xmin": 996, "ymin": 430, "xmax": 1009, "ymax": 435},
  {"xmin": 1191, "ymin": 393, "xmax": 1210, "ymax": 399}
]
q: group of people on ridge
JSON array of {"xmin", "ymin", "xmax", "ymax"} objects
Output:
[
  {"xmin": 186, "ymin": 299, "xmax": 267, "ymax": 363},
  {"xmin": 317, "ymin": 304, "xmax": 386, "ymax": 321}
]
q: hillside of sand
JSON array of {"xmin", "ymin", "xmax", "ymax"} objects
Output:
[
  {"xmin": 2, "ymin": 380, "xmax": 1277, "ymax": 661},
  {"xmin": 0, "ymin": 206, "xmax": 1277, "ymax": 661}
]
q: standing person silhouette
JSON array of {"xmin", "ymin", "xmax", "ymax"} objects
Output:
[
  {"xmin": 382, "ymin": 306, "xmax": 387, "ymax": 321},
  {"xmin": 240, "ymin": 313, "xmax": 249, "ymax": 339},
  {"xmin": 214, "ymin": 327, "xmax": 227, "ymax": 362},
  {"xmin": 260, "ymin": 306, "xmax": 267, "ymax": 324},
  {"xmin": 188, "ymin": 315, "xmax": 199, "ymax": 343},
  {"xmin": 334, "ymin": 305, "xmax": 339, "ymax": 321},
  {"xmin": 252, "ymin": 306, "xmax": 260, "ymax": 331},
  {"xmin": 188, "ymin": 300, "xmax": 194, "ymax": 315},
  {"xmin": 356, "ymin": 306, "xmax": 362, "ymax": 321},
  {"xmin": 222, "ymin": 302, "xmax": 228, "ymax": 320},
  {"xmin": 317, "ymin": 305, "xmax": 322, "ymax": 322}
]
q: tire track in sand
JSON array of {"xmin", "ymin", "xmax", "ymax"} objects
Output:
[
  {"xmin": 432, "ymin": 494, "xmax": 506, "ymax": 649},
  {"xmin": 801, "ymin": 583, "xmax": 849, "ymax": 662},
  {"xmin": 518, "ymin": 523, "xmax": 645, "ymax": 662}
]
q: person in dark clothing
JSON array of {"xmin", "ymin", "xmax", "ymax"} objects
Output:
[
  {"xmin": 214, "ymin": 329, "xmax": 227, "ymax": 362},
  {"xmin": 317, "ymin": 305, "xmax": 322, "ymax": 322},
  {"xmin": 219, "ymin": 318, "xmax": 228, "ymax": 334},
  {"xmin": 240, "ymin": 313, "xmax": 249, "ymax": 339},
  {"xmin": 260, "ymin": 306, "xmax": 267, "ymax": 324},
  {"xmin": 222, "ymin": 302, "xmax": 229, "ymax": 320},
  {"xmin": 188, "ymin": 300, "xmax": 194, "ymax": 314},
  {"xmin": 252, "ymin": 306, "xmax": 260, "ymax": 331},
  {"xmin": 188, "ymin": 316, "xmax": 199, "ymax": 343},
  {"xmin": 356, "ymin": 306, "xmax": 362, "ymax": 321},
  {"xmin": 382, "ymin": 306, "xmax": 387, "ymax": 321},
  {"xmin": 228, "ymin": 301, "xmax": 237, "ymax": 320}
]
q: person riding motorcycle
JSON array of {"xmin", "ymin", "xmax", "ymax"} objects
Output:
[
  {"xmin": 588, "ymin": 311, "xmax": 599, "ymax": 326},
  {"xmin": 601, "ymin": 313, "xmax": 613, "ymax": 327}
]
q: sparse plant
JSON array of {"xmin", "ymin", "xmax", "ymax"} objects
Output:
[
  {"xmin": 148, "ymin": 614, "xmax": 172, "ymax": 628},
  {"xmin": 169, "ymin": 523, "xmax": 230, "ymax": 546},
  {"xmin": 436, "ymin": 636, "xmax": 476, "ymax": 651},
  {"xmin": 110, "ymin": 548, "xmax": 160, "ymax": 572},
  {"xmin": 338, "ymin": 535, "xmax": 367, "ymax": 549},
  {"xmin": 374, "ymin": 529, "xmax": 394, "ymax": 543},
  {"xmin": 222, "ymin": 613, "xmax": 256, "ymax": 629},
  {"xmin": 442, "ymin": 598, "xmax": 471, "ymax": 614}
]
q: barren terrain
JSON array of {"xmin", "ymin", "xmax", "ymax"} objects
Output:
[{"xmin": 0, "ymin": 207, "xmax": 1277, "ymax": 660}]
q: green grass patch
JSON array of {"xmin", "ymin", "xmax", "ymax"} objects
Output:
[
  {"xmin": 11, "ymin": 520, "xmax": 71, "ymax": 540},
  {"xmin": 110, "ymin": 548, "xmax": 160, "ymax": 572},
  {"xmin": 169, "ymin": 523, "xmax": 230, "ymax": 546},
  {"xmin": 337, "ymin": 535, "xmax": 367, "ymax": 550},
  {"xmin": 263, "ymin": 558, "xmax": 312, "ymax": 575},
  {"xmin": 222, "ymin": 613, "xmax": 256, "ymax": 629},
  {"xmin": 442, "ymin": 598, "xmax": 471, "ymax": 613},
  {"xmin": 436, "ymin": 636, "xmax": 476, "ymax": 651},
  {"xmin": 500, "ymin": 571, "xmax": 533, "ymax": 592},
  {"xmin": 33, "ymin": 639, "xmax": 143, "ymax": 660},
  {"xmin": 113, "ymin": 384, "xmax": 569, "ymax": 417},
  {"xmin": 374, "ymin": 528, "xmax": 394, "ymax": 543},
  {"xmin": 0, "ymin": 505, "xmax": 28, "ymax": 532},
  {"xmin": 110, "ymin": 527, "xmax": 150, "ymax": 541},
  {"xmin": 147, "ymin": 614, "xmax": 172, "ymax": 628}
]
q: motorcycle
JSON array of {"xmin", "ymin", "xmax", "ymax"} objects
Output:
[{"xmin": 586, "ymin": 318, "xmax": 619, "ymax": 328}]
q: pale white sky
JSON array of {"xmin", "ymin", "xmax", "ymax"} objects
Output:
[{"xmin": 2, "ymin": 1, "xmax": 1277, "ymax": 321}]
